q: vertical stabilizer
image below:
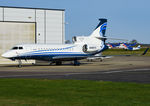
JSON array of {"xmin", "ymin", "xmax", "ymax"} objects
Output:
[{"xmin": 90, "ymin": 18, "xmax": 107, "ymax": 38}]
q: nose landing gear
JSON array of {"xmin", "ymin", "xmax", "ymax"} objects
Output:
[{"xmin": 18, "ymin": 59, "xmax": 22, "ymax": 68}]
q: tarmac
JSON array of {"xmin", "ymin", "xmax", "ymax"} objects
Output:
[{"xmin": 0, "ymin": 56, "xmax": 150, "ymax": 83}]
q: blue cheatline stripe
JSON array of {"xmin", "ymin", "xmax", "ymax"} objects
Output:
[
  {"xmin": 34, "ymin": 54, "xmax": 90, "ymax": 56},
  {"xmin": 30, "ymin": 45, "xmax": 76, "ymax": 53},
  {"xmin": 18, "ymin": 53, "xmax": 91, "ymax": 60},
  {"xmin": 22, "ymin": 52, "xmax": 84, "ymax": 56},
  {"xmin": 22, "ymin": 45, "xmax": 78, "ymax": 55},
  {"xmin": 32, "ymin": 52, "xmax": 83, "ymax": 54},
  {"xmin": 22, "ymin": 53, "xmax": 91, "ymax": 57}
]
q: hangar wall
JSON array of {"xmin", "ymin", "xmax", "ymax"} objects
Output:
[
  {"xmin": 0, "ymin": 7, "xmax": 65, "ymax": 44},
  {"xmin": 0, "ymin": 6, "xmax": 65, "ymax": 64},
  {"xmin": 36, "ymin": 9, "xmax": 64, "ymax": 44},
  {"xmin": 0, "ymin": 22, "xmax": 35, "ymax": 64}
]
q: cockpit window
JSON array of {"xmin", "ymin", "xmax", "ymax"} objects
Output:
[
  {"xmin": 11, "ymin": 46, "xmax": 23, "ymax": 50},
  {"xmin": 19, "ymin": 47, "xmax": 23, "ymax": 49},
  {"xmin": 12, "ymin": 47, "xmax": 18, "ymax": 50}
]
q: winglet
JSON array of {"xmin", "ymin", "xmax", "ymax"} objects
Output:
[{"xmin": 142, "ymin": 48, "xmax": 149, "ymax": 55}]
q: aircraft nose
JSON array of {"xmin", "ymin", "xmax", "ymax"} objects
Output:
[{"xmin": 1, "ymin": 52, "xmax": 11, "ymax": 58}]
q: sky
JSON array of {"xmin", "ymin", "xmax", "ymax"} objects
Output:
[{"xmin": 0, "ymin": 0, "xmax": 150, "ymax": 44}]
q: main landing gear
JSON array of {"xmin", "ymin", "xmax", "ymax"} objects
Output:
[
  {"xmin": 73, "ymin": 60, "xmax": 80, "ymax": 66},
  {"xmin": 55, "ymin": 60, "xmax": 80, "ymax": 66},
  {"xmin": 56, "ymin": 61, "xmax": 62, "ymax": 65}
]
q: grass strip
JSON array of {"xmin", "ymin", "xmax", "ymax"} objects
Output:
[{"xmin": 0, "ymin": 79, "xmax": 149, "ymax": 105}]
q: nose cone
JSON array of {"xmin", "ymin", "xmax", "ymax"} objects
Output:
[{"xmin": 1, "ymin": 52, "xmax": 12, "ymax": 58}]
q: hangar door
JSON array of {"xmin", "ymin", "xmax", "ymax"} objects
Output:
[{"xmin": 0, "ymin": 22, "xmax": 35, "ymax": 64}]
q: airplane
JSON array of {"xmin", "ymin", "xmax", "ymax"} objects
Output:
[
  {"xmin": 127, "ymin": 43, "xmax": 137, "ymax": 47},
  {"xmin": 117, "ymin": 43, "xmax": 141, "ymax": 50},
  {"xmin": 2, "ymin": 18, "xmax": 110, "ymax": 67},
  {"xmin": 107, "ymin": 42, "xmax": 136, "ymax": 49}
]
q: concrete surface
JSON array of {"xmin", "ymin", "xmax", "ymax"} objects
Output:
[{"xmin": 0, "ymin": 56, "xmax": 150, "ymax": 83}]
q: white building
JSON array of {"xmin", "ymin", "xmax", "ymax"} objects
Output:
[{"xmin": 0, "ymin": 6, "xmax": 65, "ymax": 64}]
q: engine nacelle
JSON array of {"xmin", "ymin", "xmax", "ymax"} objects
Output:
[{"xmin": 82, "ymin": 44, "xmax": 99, "ymax": 53}]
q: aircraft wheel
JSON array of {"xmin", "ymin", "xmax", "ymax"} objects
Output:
[
  {"xmin": 56, "ymin": 61, "xmax": 62, "ymax": 65},
  {"xmin": 74, "ymin": 60, "xmax": 80, "ymax": 66}
]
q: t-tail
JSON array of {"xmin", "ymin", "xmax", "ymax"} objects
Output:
[
  {"xmin": 90, "ymin": 18, "xmax": 107, "ymax": 38},
  {"xmin": 90, "ymin": 18, "xmax": 127, "ymax": 42}
]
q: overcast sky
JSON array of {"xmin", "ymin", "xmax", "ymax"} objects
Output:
[{"xmin": 0, "ymin": 0, "xmax": 150, "ymax": 44}]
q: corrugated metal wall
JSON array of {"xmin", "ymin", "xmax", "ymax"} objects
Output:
[
  {"xmin": 36, "ymin": 9, "xmax": 64, "ymax": 44},
  {"xmin": 4, "ymin": 8, "xmax": 35, "ymax": 22},
  {"xmin": 0, "ymin": 8, "xmax": 3, "ymax": 21},
  {"xmin": 46, "ymin": 10, "xmax": 64, "ymax": 44},
  {"xmin": 36, "ymin": 10, "xmax": 45, "ymax": 44}
]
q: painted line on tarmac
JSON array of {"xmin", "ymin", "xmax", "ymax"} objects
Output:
[{"xmin": 103, "ymin": 68, "xmax": 150, "ymax": 74}]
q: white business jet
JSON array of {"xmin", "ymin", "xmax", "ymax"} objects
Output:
[{"xmin": 2, "ymin": 18, "xmax": 109, "ymax": 67}]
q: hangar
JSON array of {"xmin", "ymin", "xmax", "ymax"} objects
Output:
[{"xmin": 0, "ymin": 6, "xmax": 65, "ymax": 64}]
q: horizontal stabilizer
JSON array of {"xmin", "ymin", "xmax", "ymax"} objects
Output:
[{"xmin": 96, "ymin": 37, "xmax": 128, "ymax": 41}]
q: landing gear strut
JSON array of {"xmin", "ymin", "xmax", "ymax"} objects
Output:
[
  {"xmin": 73, "ymin": 60, "xmax": 80, "ymax": 66},
  {"xmin": 18, "ymin": 59, "xmax": 22, "ymax": 68},
  {"xmin": 56, "ymin": 61, "xmax": 62, "ymax": 65}
]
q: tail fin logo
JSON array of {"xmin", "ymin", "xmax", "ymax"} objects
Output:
[{"xmin": 99, "ymin": 22, "xmax": 107, "ymax": 36}]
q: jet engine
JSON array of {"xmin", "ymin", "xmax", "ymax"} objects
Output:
[{"xmin": 82, "ymin": 44, "xmax": 99, "ymax": 53}]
